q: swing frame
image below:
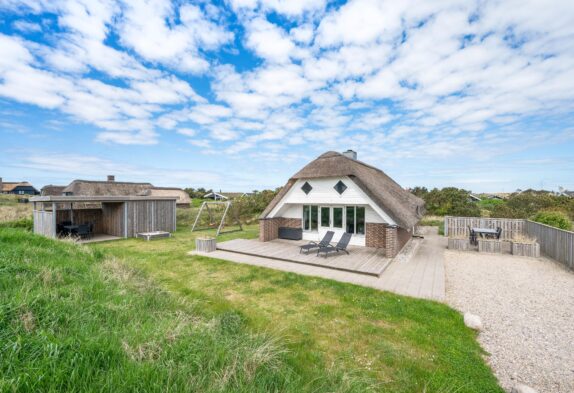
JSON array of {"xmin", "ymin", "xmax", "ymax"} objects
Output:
[{"xmin": 191, "ymin": 201, "xmax": 243, "ymax": 236}]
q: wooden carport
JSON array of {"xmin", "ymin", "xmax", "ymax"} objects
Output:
[{"xmin": 30, "ymin": 195, "xmax": 177, "ymax": 240}]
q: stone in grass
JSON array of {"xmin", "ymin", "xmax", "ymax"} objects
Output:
[
  {"xmin": 463, "ymin": 312, "xmax": 483, "ymax": 331},
  {"xmin": 511, "ymin": 384, "xmax": 538, "ymax": 393}
]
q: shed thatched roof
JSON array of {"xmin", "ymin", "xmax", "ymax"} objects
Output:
[
  {"xmin": 145, "ymin": 187, "xmax": 191, "ymax": 205},
  {"xmin": 41, "ymin": 185, "xmax": 66, "ymax": 196},
  {"xmin": 261, "ymin": 151, "xmax": 425, "ymax": 228},
  {"xmin": 62, "ymin": 180, "xmax": 153, "ymax": 196}
]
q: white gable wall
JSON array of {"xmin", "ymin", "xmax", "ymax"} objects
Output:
[{"xmin": 268, "ymin": 177, "xmax": 395, "ymax": 225}]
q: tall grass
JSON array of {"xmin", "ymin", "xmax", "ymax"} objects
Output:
[{"xmin": 0, "ymin": 228, "xmax": 372, "ymax": 392}]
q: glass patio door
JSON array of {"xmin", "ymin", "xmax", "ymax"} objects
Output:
[{"xmin": 319, "ymin": 206, "xmax": 345, "ymax": 241}]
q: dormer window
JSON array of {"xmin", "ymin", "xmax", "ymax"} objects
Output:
[
  {"xmin": 334, "ymin": 180, "xmax": 347, "ymax": 195},
  {"xmin": 301, "ymin": 181, "xmax": 312, "ymax": 195}
]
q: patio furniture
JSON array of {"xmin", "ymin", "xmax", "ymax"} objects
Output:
[
  {"xmin": 299, "ymin": 231, "xmax": 334, "ymax": 254},
  {"xmin": 472, "ymin": 227, "xmax": 498, "ymax": 239},
  {"xmin": 317, "ymin": 232, "xmax": 352, "ymax": 258},
  {"xmin": 487, "ymin": 227, "xmax": 502, "ymax": 240},
  {"xmin": 63, "ymin": 224, "xmax": 79, "ymax": 236},
  {"xmin": 76, "ymin": 224, "xmax": 91, "ymax": 240},
  {"xmin": 468, "ymin": 226, "xmax": 477, "ymax": 245}
]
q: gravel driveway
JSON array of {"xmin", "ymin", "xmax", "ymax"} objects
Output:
[{"xmin": 444, "ymin": 250, "xmax": 574, "ymax": 393}]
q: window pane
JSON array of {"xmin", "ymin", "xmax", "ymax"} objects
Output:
[
  {"xmin": 321, "ymin": 207, "xmax": 330, "ymax": 227},
  {"xmin": 310, "ymin": 206, "xmax": 318, "ymax": 231},
  {"xmin": 333, "ymin": 207, "xmax": 343, "ymax": 228},
  {"xmin": 303, "ymin": 205, "xmax": 310, "ymax": 230},
  {"xmin": 356, "ymin": 207, "xmax": 365, "ymax": 234},
  {"xmin": 346, "ymin": 206, "xmax": 355, "ymax": 233}
]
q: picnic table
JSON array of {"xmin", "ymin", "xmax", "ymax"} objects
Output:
[{"xmin": 472, "ymin": 227, "xmax": 498, "ymax": 238}]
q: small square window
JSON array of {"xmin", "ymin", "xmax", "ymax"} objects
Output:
[
  {"xmin": 334, "ymin": 180, "xmax": 347, "ymax": 195},
  {"xmin": 301, "ymin": 181, "xmax": 312, "ymax": 195}
]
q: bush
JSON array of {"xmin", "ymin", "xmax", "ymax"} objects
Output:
[
  {"xmin": 412, "ymin": 187, "xmax": 480, "ymax": 217},
  {"xmin": 531, "ymin": 210, "xmax": 572, "ymax": 230}
]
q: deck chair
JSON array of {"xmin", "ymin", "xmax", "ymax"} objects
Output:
[
  {"xmin": 299, "ymin": 231, "xmax": 334, "ymax": 254},
  {"xmin": 468, "ymin": 226, "xmax": 477, "ymax": 245},
  {"xmin": 317, "ymin": 232, "xmax": 352, "ymax": 258}
]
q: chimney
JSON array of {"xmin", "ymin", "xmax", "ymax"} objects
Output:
[
  {"xmin": 342, "ymin": 149, "xmax": 357, "ymax": 160},
  {"xmin": 107, "ymin": 175, "xmax": 115, "ymax": 182}
]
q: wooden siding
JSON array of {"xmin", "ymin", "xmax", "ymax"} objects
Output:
[
  {"xmin": 444, "ymin": 216, "xmax": 525, "ymax": 240},
  {"xmin": 525, "ymin": 221, "xmax": 574, "ymax": 269},
  {"xmin": 102, "ymin": 203, "xmax": 125, "ymax": 237},
  {"xmin": 33, "ymin": 210, "xmax": 55, "ymax": 238},
  {"xmin": 125, "ymin": 200, "xmax": 176, "ymax": 237}
]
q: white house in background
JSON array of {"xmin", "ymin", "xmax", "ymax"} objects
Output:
[{"xmin": 259, "ymin": 150, "xmax": 425, "ymax": 258}]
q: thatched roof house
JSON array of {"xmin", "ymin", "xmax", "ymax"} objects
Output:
[
  {"xmin": 259, "ymin": 150, "xmax": 425, "ymax": 257},
  {"xmin": 54, "ymin": 176, "xmax": 191, "ymax": 207},
  {"xmin": 0, "ymin": 178, "xmax": 39, "ymax": 195},
  {"xmin": 41, "ymin": 185, "xmax": 66, "ymax": 196}
]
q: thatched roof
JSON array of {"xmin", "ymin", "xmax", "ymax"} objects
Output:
[
  {"xmin": 41, "ymin": 185, "xmax": 65, "ymax": 196},
  {"xmin": 145, "ymin": 187, "xmax": 191, "ymax": 205},
  {"xmin": 62, "ymin": 180, "xmax": 153, "ymax": 196},
  {"xmin": 2, "ymin": 181, "xmax": 34, "ymax": 192},
  {"xmin": 261, "ymin": 151, "xmax": 425, "ymax": 228}
]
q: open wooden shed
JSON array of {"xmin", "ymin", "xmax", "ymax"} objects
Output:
[{"xmin": 30, "ymin": 195, "xmax": 177, "ymax": 240}]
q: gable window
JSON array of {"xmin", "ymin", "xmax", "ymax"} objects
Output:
[
  {"xmin": 301, "ymin": 181, "xmax": 313, "ymax": 195},
  {"xmin": 303, "ymin": 205, "xmax": 318, "ymax": 231},
  {"xmin": 334, "ymin": 180, "xmax": 347, "ymax": 195},
  {"xmin": 345, "ymin": 206, "xmax": 365, "ymax": 235}
]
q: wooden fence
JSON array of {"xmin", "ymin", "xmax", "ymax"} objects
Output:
[
  {"xmin": 525, "ymin": 221, "xmax": 574, "ymax": 270},
  {"xmin": 443, "ymin": 216, "xmax": 525, "ymax": 240},
  {"xmin": 444, "ymin": 216, "xmax": 574, "ymax": 270}
]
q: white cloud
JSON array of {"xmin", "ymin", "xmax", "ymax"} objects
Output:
[
  {"xmin": 244, "ymin": 18, "xmax": 297, "ymax": 63},
  {"xmin": 118, "ymin": 0, "xmax": 231, "ymax": 73}
]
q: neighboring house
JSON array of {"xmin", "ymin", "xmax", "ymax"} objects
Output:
[
  {"xmin": 259, "ymin": 150, "xmax": 425, "ymax": 258},
  {"xmin": 469, "ymin": 194, "xmax": 482, "ymax": 202},
  {"xmin": 204, "ymin": 191, "xmax": 249, "ymax": 200},
  {"xmin": 41, "ymin": 185, "xmax": 66, "ymax": 196},
  {"xmin": 0, "ymin": 178, "xmax": 39, "ymax": 195},
  {"xmin": 54, "ymin": 176, "xmax": 191, "ymax": 207}
]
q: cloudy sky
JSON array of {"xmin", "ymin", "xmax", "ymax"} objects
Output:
[{"xmin": 1, "ymin": 0, "xmax": 573, "ymax": 192}]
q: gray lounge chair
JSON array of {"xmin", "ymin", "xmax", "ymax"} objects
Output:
[
  {"xmin": 299, "ymin": 231, "xmax": 334, "ymax": 254},
  {"xmin": 317, "ymin": 232, "xmax": 352, "ymax": 258}
]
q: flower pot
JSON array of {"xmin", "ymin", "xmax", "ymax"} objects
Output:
[
  {"xmin": 195, "ymin": 237, "xmax": 216, "ymax": 253},
  {"xmin": 448, "ymin": 238, "xmax": 470, "ymax": 251},
  {"xmin": 478, "ymin": 239, "xmax": 502, "ymax": 253},
  {"xmin": 511, "ymin": 242, "xmax": 540, "ymax": 258}
]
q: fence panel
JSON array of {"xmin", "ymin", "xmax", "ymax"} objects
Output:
[
  {"xmin": 444, "ymin": 216, "xmax": 525, "ymax": 240},
  {"xmin": 525, "ymin": 221, "xmax": 574, "ymax": 270}
]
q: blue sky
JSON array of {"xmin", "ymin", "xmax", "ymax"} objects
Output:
[{"xmin": 1, "ymin": 0, "xmax": 573, "ymax": 193}]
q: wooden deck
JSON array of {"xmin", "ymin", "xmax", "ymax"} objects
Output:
[{"xmin": 216, "ymin": 238, "xmax": 392, "ymax": 276}]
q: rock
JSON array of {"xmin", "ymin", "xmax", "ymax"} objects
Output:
[
  {"xmin": 464, "ymin": 312, "xmax": 483, "ymax": 330},
  {"xmin": 511, "ymin": 384, "xmax": 538, "ymax": 393}
]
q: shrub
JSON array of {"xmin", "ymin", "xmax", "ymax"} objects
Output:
[
  {"xmin": 531, "ymin": 210, "xmax": 572, "ymax": 230},
  {"xmin": 413, "ymin": 187, "xmax": 480, "ymax": 217}
]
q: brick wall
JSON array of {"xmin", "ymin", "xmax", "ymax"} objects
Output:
[
  {"xmin": 259, "ymin": 217, "xmax": 302, "ymax": 242},
  {"xmin": 366, "ymin": 223, "xmax": 411, "ymax": 258}
]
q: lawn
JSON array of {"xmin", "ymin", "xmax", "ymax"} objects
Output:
[{"xmin": 0, "ymin": 216, "xmax": 503, "ymax": 392}]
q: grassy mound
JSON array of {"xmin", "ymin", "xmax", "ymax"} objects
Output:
[{"xmin": 0, "ymin": 228, "xmax": 368, "ymax": 392}]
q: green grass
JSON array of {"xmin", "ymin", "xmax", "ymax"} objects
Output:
[{"xmin": 1, "ymin": 218, "xmax": 503, "ymax": 392}]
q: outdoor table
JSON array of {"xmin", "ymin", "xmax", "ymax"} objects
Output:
[
  {"xmin": 64, "ymin": 225, "xmax": 79, "ymax": 234},
  {"xmin": 472, "ymin": 227, "xmax": 498, "ymax": 238}
]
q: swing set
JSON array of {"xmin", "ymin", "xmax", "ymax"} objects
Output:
[{"xmin": 191, "ymin": 201, "xmax": 243, "ymax": 236}]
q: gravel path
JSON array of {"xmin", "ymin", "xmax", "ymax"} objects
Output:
[{"xmin": 444, "ymin": 250, "xmax": 574, "ymax": 393}]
